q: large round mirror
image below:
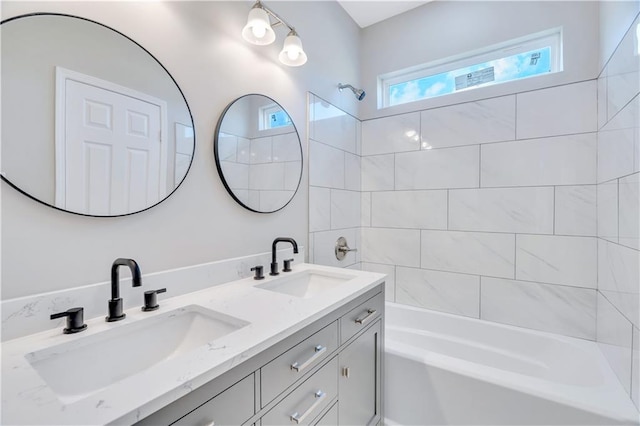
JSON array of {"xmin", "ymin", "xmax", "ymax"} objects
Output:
[
  {"xmin": 214, "ymin": 95, "xmax": 302, "ymax": 213},
  {"xmin": 1, "ymin": 13, "xmax": 195, "ymax": 217}
]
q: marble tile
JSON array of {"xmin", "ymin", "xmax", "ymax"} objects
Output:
[
  {"xmin": 284, "ymin": 161, "xmax": 302, "ymax": 191},
  {"xmin": 449, "ymin": 187, "xmax": 554, "ymax": 234},
  {"xmin": 420, "ymin": 95, "xmax": 515, "ymax": 149},
  {"xmin": 516, "ymin": 80, "xmax": 597, "ymax": 139},
  {"xmin": 598, "ymin": 238, "xmax": 640, "ymax": 295},
  {"xmin": 361, "ymin": 112, "xmax": 420, "ymax": 155},
  {"xmin": 331, "ymin": 189, "xmax": 361, "ymax": 230},
  {"xmin": 396, "ymin": 267, "xmax": 480, "ymax": 318},
  {"xmin": 598, "ymin": 127, "xmax": 636, "ymax": 183},
  {"xmin": 361, "ymin": 154, "xmax": 394, "ymax": 191},
  {"xmin": 421, "ymin": 230, "xmax": 515, "ymax": 279},
  {"xmin": 395, "ymin": 146, "xmax": 479, "ymax": 190},
  {"xmin": 361, "ymin": 262, "xmax": 396, "ymax": 302},
  {"xmin": 554, "ymin": 185, "xmax": 597, "ymax": 236},
  {"xmin": 344, "ymin": 152, "xmax": 361, "ymax": 192},
  {"xmin": 356, "ymin": 119, "xmax": 362, "ymax": 156},
  {"xmin": 309, "ymin": 186, "xmax": 331, "ymax": 232},
  {"xmin": 633, "ymin": 327, "xmax": 640, "ymax": 409},
  {"xmin": 250, "ymin": 136, "xmax": 272, "ymax": 164},
  {"xmin": 249, "ymin": 163, "xmax": 284, "ymax": 190},
  {"xmin": 217, "ymin": 133, "xmax": 237, "ymax": 162},
  {"xmin": 237, "ymin": 137, "xmax": 251, "ymax": 164},
  {"xmin": 311, "ymin": 100, "xmax": 357, "ymax": 154},
  {"xmin": 619, "ymin": 173, "xmax": 640, "ymax": 250},
  {"xmin": 308, "ymin": 232, "xmax": 315, "ymax": 263},
  {"xmin": 272, "ymin": 132, "xmax": 301, "ymax": 162},
  {"xmin": 371, "ymin": 190, "xmax": 447, "ymax": 230},
  {"xmin": 600, "ymin": 290, "xmax": 639, "ymax": 329},
  {"xmin": 220, "ymin": 161, "xmax": 248, "ymax": 189},
  {"xmin": 248, "ymin": 190, "xmax": 260, "ymax": 208},
  {"xmin": 260, "ymin": 191, "xmax": 294, "ymax": 212},
  {"xmin": 608, "ymin": 71, "xmax": 640, "ymax": 122},
  {"xmin": 309, "ymin": 140, "xmax": 344, "ymax": 189},
  {"xmin": 361, "ymin": 192, "xmax": 371, "ymax": 227},
  {"xmin": 481, "ymin": 133, "xmax": 597, "ymax": 187},
  {"xmin": 597, "ymin": 180, "xmax": 619, "ymax": 242},
  {"xmin": 597, "ymin": 293, "xmax": 634, "ymax": 395},
  {"xmin": 598, "ymin": 71, "xmax": 608, "ymax": 130},
  {"xmin": 515, "ymin": 235, "xmax": 597, "ymax": 288},
  {"xmin": 481, "ymin": 277, "xmax": 597, "ymax": 340},
  {"xmin": 361, "ymin": 228, "xmax": 421, "ymax": 267},
  {"xmin": 313, "ymin": 228, "xmax": 358, "ymax": 268}
]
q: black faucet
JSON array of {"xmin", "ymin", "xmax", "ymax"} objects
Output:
[
  {"xmin": 106, "ymin": 258, "xmax": 142, "ymax": 322},
  {"xmin": 270, "ymin": 237, "xmax": 299, "ymax": 276}
]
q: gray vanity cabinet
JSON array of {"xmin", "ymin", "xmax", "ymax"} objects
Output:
[
  {"xmin": 136, "ymin": 285, "xmax": 384, "ymax": 426},
  {"xmin": 339, "ymin": 320, "xmax": 382, "ymax": 426}
]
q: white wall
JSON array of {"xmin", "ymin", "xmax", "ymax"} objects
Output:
[
  {"xmin": 359, "ymin": 1, "xmax": 599, "ymax": 119},
  {"xmin": 1, "ymin": 1, "xmax": 361, "ymax": 299},
  {"xmin": 595, "ymin": 1, "xmax": 640, "ymax": 409}
]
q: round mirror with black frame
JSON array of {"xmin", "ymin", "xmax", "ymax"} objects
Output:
[
  {"xmin": 214, "ymin": 94, "xmax": 303, "ymax": 213},
  {"xmin": 1, "ymin": 13, "xmax": 195, "ymax": 217}
]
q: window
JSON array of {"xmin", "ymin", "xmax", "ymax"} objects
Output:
[
  {"xmin": 379, "ymin": 28, "xmax": 562, "ymax": 108},
  {"xmin": 259, "ymin": 104, "xmax": 292, "ymax": 130}
]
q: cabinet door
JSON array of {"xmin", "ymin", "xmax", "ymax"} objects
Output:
[{"xmin": 338, "ymin": 320, "xmax": 382, "ymax": 426}]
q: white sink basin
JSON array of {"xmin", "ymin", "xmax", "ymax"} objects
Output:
[
  {"xmin": 25, "ymin": 305, "xmax": 249, "ymax": 404},
  {"xmin": 255, "ymin": 270, "xmax": 355, "ymax": 298}
]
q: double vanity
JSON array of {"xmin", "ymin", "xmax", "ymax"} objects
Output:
[{"xmin": 2, "ymin": 262, "xmax": 385, "ymax": 425}]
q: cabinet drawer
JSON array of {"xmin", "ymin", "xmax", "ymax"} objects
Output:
[
  {"xmin": 340, "ymin": 292, "xmax": 383, "ymax": 344},
  {"xmin": 172, "ymin": 374, "xmax": 254, "ymax": 426},
  {"xmin": 261, "ymin": 357, "xmax": 338, "ymax": 426},
  {"xmin": 261, "ymin": 321, "xmax": 338, "ymax": 406},
  {"xmin": 313, "ymin": 401, "xmax": 338, "ymax": 426}
]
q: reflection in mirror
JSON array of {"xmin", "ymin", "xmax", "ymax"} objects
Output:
[
  {"xmin": 1, "ymin": 13, "xmax": 195, "ymax": 216},
  {"xmin": 215, "ymin": 95, "xmax": 302, "ymax": 213}
]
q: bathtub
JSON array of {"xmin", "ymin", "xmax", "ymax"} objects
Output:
[{"xmin": 384, "ymin": 302, "xmax": 640, "ymax": 425}]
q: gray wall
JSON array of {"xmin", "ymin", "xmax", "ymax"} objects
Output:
[{"xmin": 1, "ymin": 1, "xmax": 361, "ymax": 299}]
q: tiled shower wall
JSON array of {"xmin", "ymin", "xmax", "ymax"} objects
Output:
[
  {"xmin": 596, "ymin": 13, "xmax": 640, "ymax": 409},
  {"xmin": 360, "ymin": 80, "xmax": 599, "ymax": 340},
  {"xmin": 308, "ymin": 94, "xmax": 362, "ymax": 269}
]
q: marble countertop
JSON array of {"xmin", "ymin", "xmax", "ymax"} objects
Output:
[{"xmin": 1, "ymin": 263, "xmax": 385, "ymax": 425}]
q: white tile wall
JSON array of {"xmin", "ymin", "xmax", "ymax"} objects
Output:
[
  {"xmin": 598, "ymin": 127, "xmax": 636, "ymax": 183},
  {"xmin": 481, "ymin": 277, "xmax": 597, "ymax": 339},
  {"xmin": 371, "ymin": 190, "xmax": 447, "ymax": 229},
  {"xmin": 217, "ymin": 133, "xmax": 237, "ymax": 161},
  {"xmin": 361, "ymin": 154, "xmax": 394, "ymax": 191},
  {"xmin": 554, "ymin": 185, "xmax": 597, "ymax": 236},
  {"xmin": 480, "ymin": 133, "xmax": 597, "ymax": 187},
  {"xmin": 331, "ymin": 189, "xmax": 361, "ymax": 229},
  {"xmin": 598, "ymin": 70, "xmax": 609, "ymax": 130},
  {"xmin": 598, "ymin": 238, "xmax": 640, "ymax": 295},
  {"xmin": 515, "ymin": 235, "xmax": 597, "ymax": 288},
  {"xmin": 272, "ymin": 133, "xmax": 301, "ymax": 162},
  {"xmin": 220, "ymin": 161, "xmax": 249, "ymax": 189},
  {"xmin": 361, "ymin": 262, "xmax": 396, "ymax": 302},
  {"xmin": 597, "ymin": 180, "xmax": 619, "ymax": 242},
  {"xmin": 395, "ymin": 146, "xmax": 479, "ymax": 190},
  {"xmin": 309, "ymin": 186, "xmax": 331, "ymax": 232},
  {"xmin": 600, "ymin": 289, "xmax": 639, "ymax": 329},
  {"xmin": 633, "ymin": 327, "xmax": 639, "ymax": 409},
  {"xmin": 420, "ymin": 95, "xmax": 515, "ymax": 149},
  {"xmin": 284, "ymin": 162, "xmax": 301, "ymax": 191},
  {"xmin": 516, "ymin": 80, "xmax": 597, "ymax": 139},
  {"xmin": 361, "ymin": 112, "xmax": 420, "ymax": 155},
  {"xmin": 448, "ymin": 186, "xmax": 554, "ymax": 234},
  {"xmin": 249, "ymin": 163, "xmax": 284, "ymax": 190},
  {"xmin": 310, "ymin": 100, "xmax": 357, "ymax": 154},
  {"xmin": 344, "ymin": 152, "xmax": 361, "ymax": 191},
  {"xmin": 361, "ymin": 228, "xmax": 421, "ymax": 267},
  {"xmin": 619, "ymin": 172, "xmax": 640, "ymax": 250},
  {"xmin": 313, "ymin": 228, "xmax": 358, "ymax": 268},
  {"xmin": 309, "ymin": 140, "xmax": 344, "ymax": 189},
  {"xmin": 421, "ymin": 230, "xmax": 515, "ymax": 278},
  {"xmin": 396, "ymin": 267, "xmax": 480, "ymax": 317},
  {"xmin": 597, "ymin": 293, "xmax": 634, "ymax": 395},
  {"xmin": 361, "ymin": 192, "xmax": 371, "ymax": 227},
  {"xmin": 250, "ymin": 136, "xmax": 272, "ymax": 164}
]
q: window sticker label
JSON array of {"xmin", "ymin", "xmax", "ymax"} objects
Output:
[{"xmin": 455, "ymin": 67, "xmax": 495, "ymax": 90}]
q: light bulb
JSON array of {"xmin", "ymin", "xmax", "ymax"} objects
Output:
[
  {"xmin": 252, "ymin": 24, "xmax": 266, "ymax": 39},
  {"xmin": 279, "ymin": 31, "xmax": 307, "ymax": 66},
  {"xmin": 287, "ymin": 49, "xmax": 299, "ymax": 61}
]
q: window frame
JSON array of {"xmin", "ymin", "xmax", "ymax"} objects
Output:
[
  {"xmin": 259, "ymin": 103, "xmax": 292, "ymax": 131},
  {"xmin": 379, "ymin": 27, "xmax": 563, "ymax": 108}
]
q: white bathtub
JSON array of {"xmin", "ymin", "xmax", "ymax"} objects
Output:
[{"xmin": 384, "ymin": 302, "xmax": 640, "ymax": 425}]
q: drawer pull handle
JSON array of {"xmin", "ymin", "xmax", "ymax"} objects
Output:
[
  {"xmin": 290, "ymin": 390, "xmax": 326, "ymax": 424},
  {"xmin": 355, "ymin": 309, "xmax": 376, "ymax": 325},
  {"xmin": 200, "ymin": 421, "xmax": 214, "ymax": 426},
  {"xmin": 291, "ymin": 345, "xmax": 326, "ymax": 372}
]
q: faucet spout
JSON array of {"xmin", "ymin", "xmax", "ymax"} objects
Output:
[
  {"xmin": 107, "ymin": 258, "xmax": 142, "ymax": 322},
  {"xmin": 270, "ymin": 237, "xmax": 299, "ymax": 276}
]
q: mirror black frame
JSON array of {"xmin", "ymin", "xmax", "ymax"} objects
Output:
[
  {"xmin": 0, "ymin": 12, "xmax": 196, "ymax": 217},
  {"xmin": 214, "ymin": 94, "xmax": 303, "ymax": 214}
]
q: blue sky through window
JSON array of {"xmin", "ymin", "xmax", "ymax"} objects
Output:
[
  {"xmin": 268, "ymin": 110, "xmax": 292, "ymax": 129},
  {"xmin": 389, "ymin": 47, "xmax": 552, "ymax": 106}
]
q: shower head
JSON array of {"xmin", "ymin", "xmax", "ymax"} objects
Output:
[{"xmin": 338, "ymin": 83, "xmax": 366, "ymax": 101}]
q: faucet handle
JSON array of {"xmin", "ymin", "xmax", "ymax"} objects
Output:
[
  {"xmin": 283, "ymin": 258, "xmax": 294, "ymax": 272},
  {"xmin": 51, "ymin": 307, "xmax": 87, "ymax": 334},
  {"xmin": 142, "ymin": 288, "xmax": 167, "ymax": 312},
  {"xmin": 251, "ymin": 265, "xmax": 265, "ymax": 280}
]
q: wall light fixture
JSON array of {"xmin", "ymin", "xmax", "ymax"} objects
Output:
[{"xmin": 242, "ymin": 0, "xmax": 308, "ymax": 67}]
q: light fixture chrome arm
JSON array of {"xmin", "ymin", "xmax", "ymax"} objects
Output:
[{"xmin": 255, "ymin": 0, "xmax": 296, "ymax": 33}]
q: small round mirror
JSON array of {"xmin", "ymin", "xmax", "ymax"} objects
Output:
[
  {"xmin": 1, "ymin": 13, "xmax": 195, "ymax": 217},
  {"xmin": 214, "ymin": 94, "xmax": 302, "ymax": 213}
]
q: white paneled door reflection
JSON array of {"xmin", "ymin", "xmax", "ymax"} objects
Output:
[{"xmin": 57, "ymin": 71, "xmax": 167, "ymax": 215}]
